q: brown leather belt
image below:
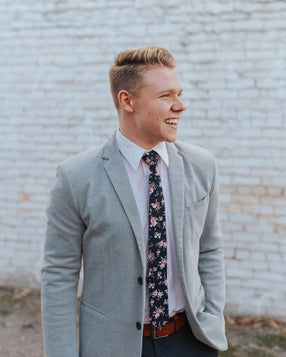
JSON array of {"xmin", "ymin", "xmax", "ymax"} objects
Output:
[{"xmin": 143, "ymin": 312, "xmax": 187, "ymax": 339}]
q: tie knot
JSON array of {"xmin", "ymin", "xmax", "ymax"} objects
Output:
[{"xmin": 142, "ymin": 150, "xmax": 159, "ymax": 166}]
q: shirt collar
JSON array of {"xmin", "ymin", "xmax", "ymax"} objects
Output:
[{"xmin": 116, "ymin": 128, "xmax": 169, "ymax": 170}]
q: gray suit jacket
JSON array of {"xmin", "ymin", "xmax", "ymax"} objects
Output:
[{"xmin": 41, "ymin": 133, "xmax": 227, "ymax": 357}]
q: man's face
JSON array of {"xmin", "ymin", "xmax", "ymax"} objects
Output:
[{"xmin": 126, "ymin": 66, "xmax": 186, "ymax": 149}]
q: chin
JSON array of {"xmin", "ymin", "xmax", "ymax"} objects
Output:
[{"xmin": 164, "ymin": 135, "xmax": 177, "ymax": 143}]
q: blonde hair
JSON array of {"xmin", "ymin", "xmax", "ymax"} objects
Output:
[{"xmin": 109, "ymin": 46, "xmax": 177, "ymax": 110}]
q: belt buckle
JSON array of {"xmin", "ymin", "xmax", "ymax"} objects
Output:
[{"xmin": 150, "ymin": 324, "xmax": 168, "ymax": 340}]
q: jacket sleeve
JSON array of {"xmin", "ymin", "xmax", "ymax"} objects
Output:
[
  {"xmin": 198, "ymin": 154, "xmax": 226, "ymax": 317},
  {"xmin": 41, "ymin": 164, "xmax": 85, "ymax": 357}
]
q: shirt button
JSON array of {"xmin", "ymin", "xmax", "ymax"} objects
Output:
[
  {"xmin": 138, "ymin": 277, "xmax": 143, "ymax": 285},
  {"xmin": 136, "ymin": 322, "xmax": 142, "ymax": 330}
]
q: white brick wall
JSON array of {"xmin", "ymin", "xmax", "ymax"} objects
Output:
[{"xmin": 1, "ymin": 0, "xmax": 285, "ymax": 319}]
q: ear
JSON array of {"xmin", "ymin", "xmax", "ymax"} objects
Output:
[{"xmin": 118, "ymin": 90, "xmax": 134, "ymax": 113}]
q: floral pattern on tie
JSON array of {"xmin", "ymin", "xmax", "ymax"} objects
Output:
[{"xmin": 142, "ymin": 150, "xmax": 169, "ymax": 329}]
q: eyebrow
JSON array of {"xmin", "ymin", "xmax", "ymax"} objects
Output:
[{"xmin": 158, "ymin": 88, "xmax": 183, "ymax": 95}]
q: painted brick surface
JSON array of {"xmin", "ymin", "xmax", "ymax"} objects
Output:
[{"xmin": 1, "ymin": 0, "xmax": 285, "ymax": 319}]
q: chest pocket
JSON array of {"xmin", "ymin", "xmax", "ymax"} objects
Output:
[{"xmin": 185, "ymin": 195, "xmax": 209, "ymax": 241}]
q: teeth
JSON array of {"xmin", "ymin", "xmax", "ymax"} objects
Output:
[{"xmin": 165, "ymin": 119, "xmax": 179, "ymax": 124}]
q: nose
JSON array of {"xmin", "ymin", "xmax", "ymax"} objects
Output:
[{"xmin": 172, "ymin": 96, "xmax": 186, "ymax": 112}]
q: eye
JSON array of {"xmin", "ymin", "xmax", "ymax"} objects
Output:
[{"xmin": 160, "ymin": 94, "xmax": 170, "ymax": 98}]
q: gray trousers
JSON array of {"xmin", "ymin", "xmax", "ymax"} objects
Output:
[{"xmin": 142, "ymin": 323, "xmax": 218, "ymax": 357}]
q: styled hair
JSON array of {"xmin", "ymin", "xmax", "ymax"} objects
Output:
[{"xmin": 109, "ymin": 46, "xmax": 177, "ymax": 111}]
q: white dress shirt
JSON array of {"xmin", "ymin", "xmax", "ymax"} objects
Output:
[{"xmin": 116, "ymin": 129, "xmax": 185, "ymax": 324}]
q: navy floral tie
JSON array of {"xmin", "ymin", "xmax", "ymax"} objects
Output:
[{"xmin": 142, "ymin": 150, "xmax": 169, "ymax": 329}]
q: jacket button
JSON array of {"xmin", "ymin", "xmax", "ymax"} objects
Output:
[
  {"xmin": 138, "ymin": 277, "xmax": 143, "ymax": 285},
  {"xmin": 136, "ymin": 322, "xmax": 141, "ymax": 330}
]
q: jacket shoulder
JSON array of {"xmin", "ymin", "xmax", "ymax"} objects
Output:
[
  {"xmin": 53, "ymin": 143, "xmax": 107, "ymax": 199},
  {"xmin": 172, "ymin": 140, "xmax": 218, "ymax": 198},
  {"xmin": 60, "ymin": 144, "xmax": 104, "ymax": 173},
  {"xmin": 59, "ymin": 133, "xmax": 117, "ymax": 177},
  {"xmin": 174, "ymin": 140, "xmax": 216, "ymax": 165}
]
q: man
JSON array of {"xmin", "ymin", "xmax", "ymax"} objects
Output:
[{"xmin": 42, "ymin": 46, "xmax": 227, "ymax": 357}]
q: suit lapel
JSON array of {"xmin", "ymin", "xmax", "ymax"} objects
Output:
[
  {"xmin": 103, "ymin": 134, "xmax": 146, "ymax": 268},
  {"xmin": 167, "ymin": 142, "xmax": 185, "ymax": 271},
  {"xmin": 102, "ymin": 135, "xmax": 185, "ymax": 272}
]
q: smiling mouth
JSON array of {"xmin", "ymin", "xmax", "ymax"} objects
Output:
[{"xmin": 164, "ymin": 118, "xmax": 179, "ymax": 127}]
